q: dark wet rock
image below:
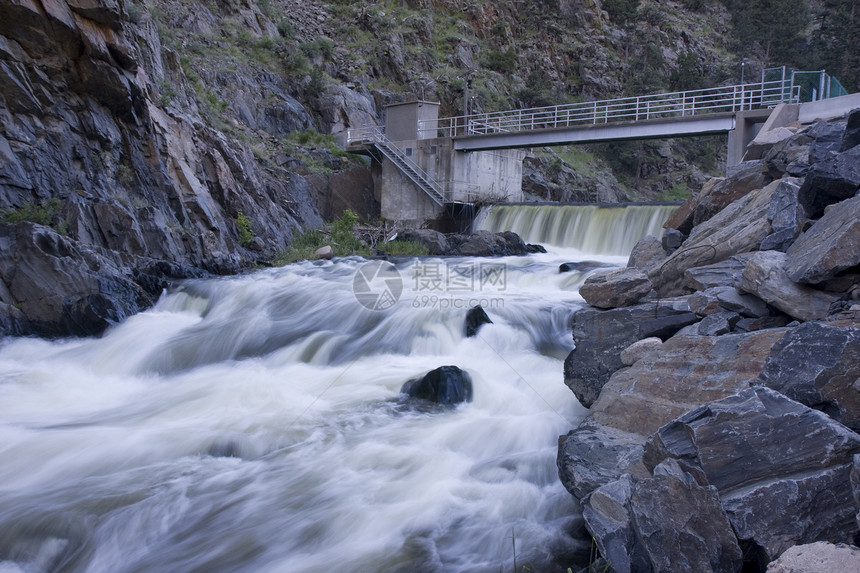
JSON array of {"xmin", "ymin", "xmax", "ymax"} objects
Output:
[
  {"xmin": 0, "ymin": 222, "xmax": 154, "ymax": 337},
  {"xmin": 841, "ymin": 108, "xmax": 860, "ymax": 152},
  {"xmin": 525, "ymin": 243, "xmax": 547, "ymax": 253},
  {"xmin": 661, "ymin": 228, "xmax": 684, "ymax": 254},
  {"xmin": 399, "ymin": 229, "xmax": 450, "ymax": 256},
  {"xmin": 400, "ymin": 365, "xmax": 473, "ymax": 406},
  {"xmin": 579, "ymin": 268, "xmax": 653, "ymax": 309},
  {"xmin": 583, "ymin": 459, "xmax": 743, "ymax": 573},
  {"xmin": 464, "ymin": 305, "xmax": 492, "ymax": 337},
  {"xmin": 759, "ymin": 321, "xmax": 860, "ymax": 431},
  {"xmin": 807, "ymin": 118, "xmax": 848, "ymax": 164},
  {"xmin": 558, "ymin": 422, "xmax": 649, "ymax": 500},
  {"xmin": 627, "ymin": 235, "xmax": 666, "ymax": 272},
  {"xmin": 563, "ymin": 299, "xmax": 698, "ymax": 408},
  {"xmin": 784, "ymin": 194, "xmax": 860, "ymax": 285},
  {"xmin": 697, "ymin": 311, "xmax": 742, "ymax": 336},
  {"xmin": 740, "ymin": 250, "xmax": 839, "ymax": 321},
  {"xmin": 559, "ymin": 261, "xmax": 613, "ymax": 274},
  {"xmin": 797, "ymin": 145, "xmax": 860, "ymax": 218},
  {"xmin": 760, "ymin": 178, "xmax": 806, "ymax": 252},
  {"xmin": 589, "ymin": 330, "xmax": 787, "ymax": 436},
  {"xmin": 453, "ymin": 230, "xmax": 530, "ymax": 257},
  {"xmin": 644, "ymin": 386, "xmax": 860, "ymax": 569},
  {"xmin": 734, "ymin": 314, "xmax": 792, "ymax": 333}
]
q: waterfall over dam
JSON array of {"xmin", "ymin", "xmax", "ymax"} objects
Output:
[{"xmin": 476, "ymin": 203, "xmax": 680, "ymax": 255}]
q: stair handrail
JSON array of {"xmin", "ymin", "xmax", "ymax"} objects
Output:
[{"xmin": 351, "ymin": 126, "xmax": 447, "ymax": 205}]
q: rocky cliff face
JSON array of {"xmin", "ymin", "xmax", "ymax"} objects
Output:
[
  {"xmin": 0, "ymin": 0, "xmax": 357, "ymax": 336},
  {"xmin": 559, "ymin": 109, "xmax": 860, "ymax": 572}
]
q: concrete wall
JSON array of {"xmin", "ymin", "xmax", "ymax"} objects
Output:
[
  {"xmin": 798, "ymin": 93, "xmax": 860, "ymax": 123},
  {"xmin": 379, "ymin": 136, "xmax": 526, "ymax": 224}
]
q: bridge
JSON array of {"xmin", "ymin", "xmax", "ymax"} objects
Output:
[{"xmin": 345, "ymin": 68, "xmax": 857, "ymax": 225}]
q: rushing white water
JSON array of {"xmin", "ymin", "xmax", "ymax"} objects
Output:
[
  {"xmin": 476, "ymin": 203, "xmax": 679, "ymax": 254},
  {"xmin": 0, "ymin": 241, "xmax": 637, "ymax": 572}
]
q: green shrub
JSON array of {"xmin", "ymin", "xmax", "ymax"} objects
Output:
[
  {"xmin": 379, "ymin": 239, "xmax": 429, "ymax": 256},
  {"xmin": 2, "ymin": 198, "xmax": 63, "ymax": 227},
  {"xmin": 661, "ymin": 183, "xmax": 692, "ymax": 201},
  {"xmin": 273, "ymin": 209, "xmax": 371, "ymax": 264},
  {"xmin": 235, "ymin": 211, "xmax": 256, "ymax": 246},
  {"xmin": 484, "ymin": 49, "xmax": 517, "ymax": 74}
]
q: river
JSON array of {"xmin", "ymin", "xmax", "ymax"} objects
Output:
[{"xmin": 0, "ymin": 205, "xmax": 672, "ymax": 572}]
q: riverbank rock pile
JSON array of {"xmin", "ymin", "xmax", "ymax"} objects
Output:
[{"xmin": 558, "ymin": 109, "xmax": 860, "ymax": 572}]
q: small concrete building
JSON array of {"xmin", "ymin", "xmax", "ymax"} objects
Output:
[{"xmin": 354, "ymin": 101, "xmax": 528, "ymax": 227}]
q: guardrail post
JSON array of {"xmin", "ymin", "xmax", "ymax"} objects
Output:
[
  {"xmin": 635, "ymin": 97, "xmax": 640, "ymax": 121},
  {"xmin": 592, "ymin": 101, "xmax": 597, "ymax": 124}
]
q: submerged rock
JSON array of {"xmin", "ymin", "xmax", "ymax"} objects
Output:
[{"xmin": 400, "ymin": 365, "xmax": 473, "ymax": 406}]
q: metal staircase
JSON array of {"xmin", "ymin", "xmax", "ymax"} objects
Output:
[{"xmin": 355, "ymin": 127, "xmax": 446, "ymax": 206}]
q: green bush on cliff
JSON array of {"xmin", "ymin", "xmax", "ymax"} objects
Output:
[
  {"xmin": 235, "ymin": 211, "xmax": 256, "ymax": 246},
  {"xmin": 2, "ymin": 198, "xmax": 62, "ymax": 227},
  {"xmin": 273, "ymin": 209, "xmax": 372, "ymax": 264}
]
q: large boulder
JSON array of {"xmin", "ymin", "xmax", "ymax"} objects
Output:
[
  {"xmin": 557, "ymin": 422, "xmax": 650, "ymax": 500},
  {"xmin": 563, "ymin": 299, "xmax": 698, "ymax": 407},
  {"xmin": 759, "ymin": 321, "xmax": 860, "ymax": 431},
  {"xmin": 683, "ymin": 253, "xmax": 756, "ymax": 291},
  {"xmin": 740, "ymin": 250, "xmax": 839, "ymax": 321},
  {"xmin": 644, "ymin": 386, "xmax": 860, "ymax": 568},
  {"xmin": 797, "ymin": 145, "xmax": 860, "ymax": 218},
  {"xmin": 784, "ymin": 194, "xmax": 860, "ymax": 285},
  {"xmin": 578, "ymin": 267, "xmax": 653, "ymax": 309},
  {"xmin": 583, "ymin": 459, "xmax": 743, "ymax": 573},
  {"xmin": 589, "ymin": 330, "xmax": 787, "ymax": 436},
  {"xmin": 399, "ymin": 229, "xmax": 450, "ymax": 256},
  {"xmin": 400, "ymin": 365, "xmax": 473, "ymax": 406},
  {"xmin": 692, "ymin": 161, "xmax": 772, "ymax": 227},
  {"xmin": 452, "ymin": 230, "xmax": 530, "ymax": 256},
  {"xmin": 649, "ymin": 179, "xmax": 782, "ymax": 297},
  {"xmin": 760, "ymin": 178, "xmax": 806, "ymax": 252},
  {"xmin": 767, "ymin": 542, "xmax": 860, "ymax": 573},
  {"xmin": 627, "ymin": 235, "xmax": 666, "ymax": 273}
]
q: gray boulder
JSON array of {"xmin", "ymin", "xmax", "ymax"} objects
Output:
[
  {"xmin": 563, "ymin": 299, "xmax": 698, "ymax": 408},
  {"xmin": 697, "ymin": 311, "xmax": 742, "ymax": 336},
  {"xmin": 740, "ymin": 250, "xmax": 839, "ymax": 321},
  {"xmin": 688, "ymin": 286, "xmax": 770, "ymax": 318},
  {"xmin": 399, "ymin": 229, "xmax": 450, "ymax": 255},
  {"xmin": 784, "ymin": 194, "xmax": 860, "ymax": 285},
  {"xmin": 760, "ymin": 178, "xmax": 806, "ymax": 252},
  {"xmin": 627, "ymin": 235, "xmax": 666, "ymax": 273},
  {"xmin": 589, "ymin": 330, "xmax": 787, "ymax": 436},
  {"xmin": 797, "ymin": 145, "xmax": 860, "ymax": 218},
  {"xmin": 644, "ymin": 386, "xmax": 860, "ymax": 568},
  {"xmin": 453, "ymin": 230, "xmax": 529, "ymax": 256},
  {"xmin": 558, "ymin": 422, "xmax": 649, "ymax": 500},
  {"xmin": 683, "ymin": 253, "xmax": 756, "ymax": 291},
  {"xmin": 583, "ymin": 459, "xmax": 743, "ymax": 573},
  {"xmin": 650, "ymin": 179, "xmax": 781, "ymax": 297},
  {"xmin": 767, "ymin": 542, "xmax": 860, "ymax": 573},
  {"xmin": 579, "ymin": 267, "xmax": 653, "ymax": 309},
  {"xmin": 759, "ymin": 321, "xmax": 860, "ymax": 431}
]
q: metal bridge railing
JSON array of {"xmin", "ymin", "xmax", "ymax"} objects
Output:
[{"xmin": 418, "ymin": 79, "xmax": 801, "ymax": 139}]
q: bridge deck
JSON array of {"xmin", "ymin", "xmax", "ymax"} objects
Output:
[{"xmin": 451, "ymin": 112, "xmax": 743, "ymax": 151}]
